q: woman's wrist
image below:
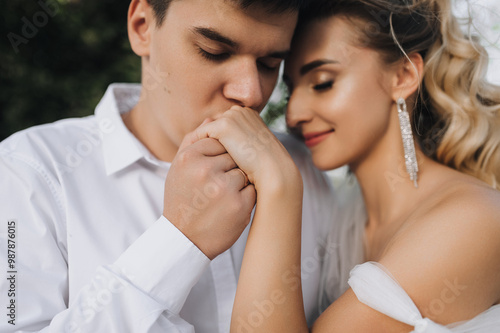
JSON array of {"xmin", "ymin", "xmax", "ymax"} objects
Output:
[{"xmin": 253, "ymin": 159, "xmax": 303, "ymax": 199}]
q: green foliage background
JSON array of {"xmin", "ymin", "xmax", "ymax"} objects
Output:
[{"xmin": 0, "ymin": 0, "xmax": 141, "ymax": 141}]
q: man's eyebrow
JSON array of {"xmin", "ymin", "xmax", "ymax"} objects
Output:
[
  {"xmin": 193, "ymin": 27, "xmax": 288, "ymax": 59},
  {"xmin": 300, "ymin": 59, "xmax": 339, "ymax": 76},
  {"xmin": 193, "ymin": 27, "xmax": 238, "ymax": 49}
]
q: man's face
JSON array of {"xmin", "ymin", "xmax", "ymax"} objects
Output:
[{"xmin": 138, "ymin": 0, "xmax": 297, "ymax": 161}]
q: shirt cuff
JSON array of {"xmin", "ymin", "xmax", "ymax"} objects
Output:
[{"xmin": 113, "ymin": 215, "xmax": 210, "ymax": 314}]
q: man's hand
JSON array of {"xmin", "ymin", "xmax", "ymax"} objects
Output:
[{"xmin": 163, "ymin": 136, "xmax": 256, "ymax": 260}]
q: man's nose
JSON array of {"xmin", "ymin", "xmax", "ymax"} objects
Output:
[{"xmin": 223, "ymin": 58, "xmax": 264, "ymax": 110}]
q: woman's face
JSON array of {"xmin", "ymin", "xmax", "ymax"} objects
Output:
[{"xmin": 284, "ymin": 16, "xmax": 398, "ymax": 171}]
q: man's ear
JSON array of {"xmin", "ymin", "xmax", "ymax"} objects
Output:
[
  {"xmin": 391, "ymin": 52, "xmax": 424, "ymax": 101},
  {"xmin": 128, "ymin": 0, "xmax": 153, "ymax": 57}
]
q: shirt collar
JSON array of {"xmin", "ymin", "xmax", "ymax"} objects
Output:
[{"xmin": 95, "ymin": 83, "xmax": 164, "ymax": 176}]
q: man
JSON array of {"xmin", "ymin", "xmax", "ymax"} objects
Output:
[{"xmin": 0, "ymin": 0, "xmax": 333, "ymax": 331}]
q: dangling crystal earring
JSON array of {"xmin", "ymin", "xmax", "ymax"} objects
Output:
[{"xmin": 397, "ymin": 98, "xmax": 419, "ymax": 188}]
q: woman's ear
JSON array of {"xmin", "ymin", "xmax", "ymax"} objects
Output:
[
  {"xmin": 391, "ymin": 52, "xmax": 424, "ymax": 101},
  {"xmin": 128, "ymin": 0, "xmax": 153, "ymax": 57}
]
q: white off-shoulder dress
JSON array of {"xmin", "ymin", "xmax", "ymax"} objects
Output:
[
  {"xmin": 320, "ymin": 177, "xmax": 500, "ymax": 332},
  {"xmin": 348, "ymin": 262, "xmax": 500, "ymax": 332}
]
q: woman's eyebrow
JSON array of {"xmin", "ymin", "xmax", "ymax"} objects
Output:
[{"xmin": 300, "ymin": 59, "xmax": 339, "ymax": 76}]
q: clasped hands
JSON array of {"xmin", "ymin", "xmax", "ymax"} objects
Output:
[{"xmin": 163, "ymin": 106, "xmax": 301, "ymax": 260}]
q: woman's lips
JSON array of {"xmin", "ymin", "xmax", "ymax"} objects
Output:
[{"xmin": 303, "ymin": 130, "xmax": 334, "ymax": 148}]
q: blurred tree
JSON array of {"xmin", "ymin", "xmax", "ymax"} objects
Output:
[
  {"xmin": 0, "ymin": 0, "xmax": 141, "ymax": 140},
  {"xmin": 261, "ymin": 81, "xmax": 288, "ymax": 128}
]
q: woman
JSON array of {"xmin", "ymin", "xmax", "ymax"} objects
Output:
[{"xmin": 191, "ymin": 0, "xmax": 500, "ymax": 331}]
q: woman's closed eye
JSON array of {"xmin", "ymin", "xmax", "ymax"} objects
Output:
[{"xmin": 313, "ymin": 81, "xmax": 334, "ymax": 91}]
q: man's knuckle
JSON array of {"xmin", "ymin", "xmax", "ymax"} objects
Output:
[
  {"xmin": 198, "ymin": 164, "xmax": 213, "ymax": 179},
  {"xmin": 177, "ymin": 148, "xmax": 196, "ymax": 163},
  {"xmin": 219, "ymin": 117, "xmax": 232, "ymax": 129}
]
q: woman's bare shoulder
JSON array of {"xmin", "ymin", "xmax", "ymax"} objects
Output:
[
  {"xmin": 379, "ymin": 179, "xmax": 500, "ymax": 324},
  {"xmin": 427, "ymin": 177, "xmax": 499, "ymax": 227}
]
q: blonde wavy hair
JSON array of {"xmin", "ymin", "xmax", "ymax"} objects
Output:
[{"xmin": 298, "ymin": 0, "xmax": 500, "ymax": 189}]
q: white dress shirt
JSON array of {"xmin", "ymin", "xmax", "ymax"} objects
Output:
[{"xmin": 0, "ymin": 83, "xmax": 335, "ymax": 332}]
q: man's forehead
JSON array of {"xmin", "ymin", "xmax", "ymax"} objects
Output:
[
  {"xmin": 220, "ymin": 0, "xmax": 300, "ymax": 14},
  {"xmin": 171, "ymin": 0, "xmax": 299, "ymax": 20},
  {"xmin": 149, "ymin": 0, "xmax": 301, "ymax": 28},
  {"xmin": 173, "ymin": 1, "xmax": 296, "ymax": 40}
]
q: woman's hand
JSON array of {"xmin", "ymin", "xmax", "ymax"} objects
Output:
[{"xmin": 182, "ymin": 106, "xmax": 301, "ymax": 193}]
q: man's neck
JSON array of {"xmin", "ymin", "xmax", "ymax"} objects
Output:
[{"xmin": 122, "ymin": 98, "xmax": 178, "ymax": 163}]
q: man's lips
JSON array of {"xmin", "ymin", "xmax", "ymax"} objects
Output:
[{"xmin": 302, "ymin": 130, "xmax": 334, "ymax": 147}]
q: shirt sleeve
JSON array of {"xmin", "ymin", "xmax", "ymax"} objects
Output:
[{"xmin": 0, "ymin": 151, "xmax": 210, "ymax": 332}]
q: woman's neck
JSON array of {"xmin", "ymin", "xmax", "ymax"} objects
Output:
[{"xmin": 351, "ymin": 137, "xmax": 439, "ymax": 230}]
